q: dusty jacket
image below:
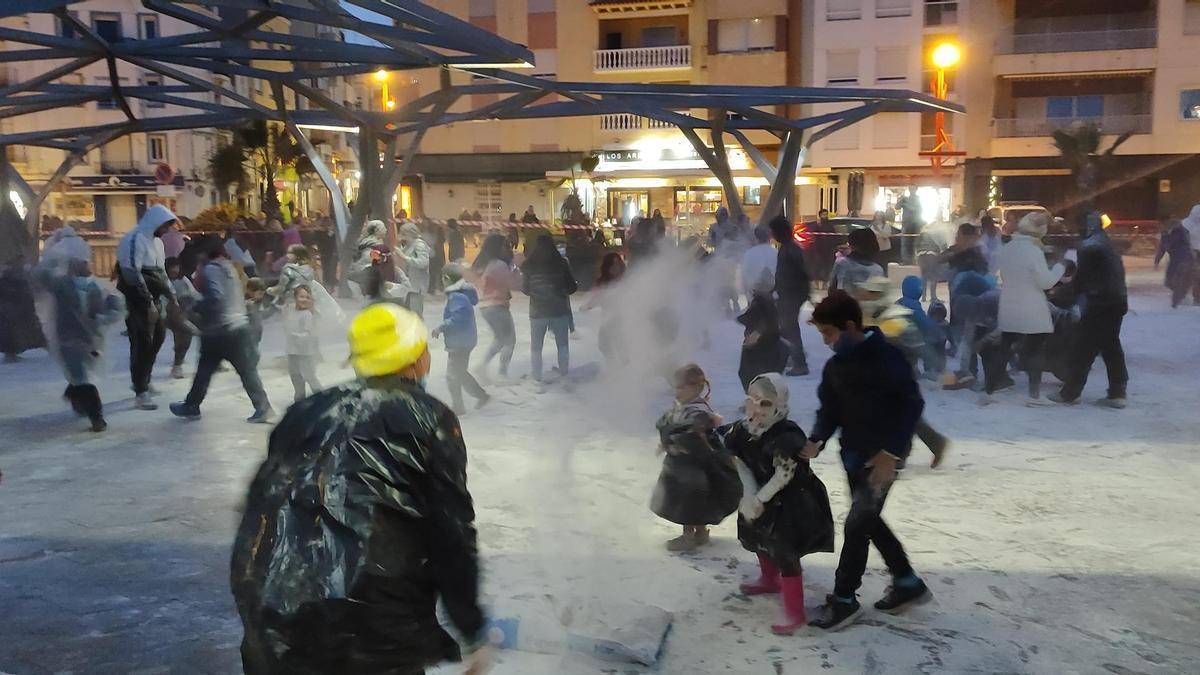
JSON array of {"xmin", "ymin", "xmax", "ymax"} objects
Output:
[
  {"xmin": 195, "ymin": 258, "xmax": 247, "ymax": 335},
  {"xmin": 830, "ymin": 253, "xmax": 882, "ymax": 295},
  {"xmin": 1074, "ymin": 215, "xmax": 1128, "ymax": 313},
  {"xmin": 810, "ymin": 329, "xmax": 924, "ymax": 470},
  {"xmin": 521, "ymin": 257, "xmax": 577, "ymax": 320},
  {"xmin": 399, "ymin": 224, "xmax": 432, "ymax": 292},
  {"xmin": 283, "ymin": 306, "xmax": 318, "ymax": 356},
  {"xmin": 436, "ymin": 280, "xmax": 479, "ymax": 352},
  {"xmin": 996, "ymin": 234, "xmax": 1063, "ymax": 334},
  {"xmin": 232, "ymin": 376, "xmax": 481, "ymax": 674}
]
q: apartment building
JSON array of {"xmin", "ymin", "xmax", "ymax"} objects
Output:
[
  {"xmin": 804, "ymin": 0, "xmax": 963, "ymax": 222},
  {"xmin": 1, "ymin": 1, "xmax": 233, "ymax": 232},
  {"xmin": 407, "ymin": 0, "xmax": 806, "ymax": 231},
  {"xmin": 961, "ymin": 0, "xmax": 1200, "ymax": 221}
]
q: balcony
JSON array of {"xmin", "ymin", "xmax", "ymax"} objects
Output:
[
  {"xmin": 994, "ymin": 115, "xmax": 1152, "ymax": 138},
  {"xmin": 594, "ymin": 45, "xmax": 691, "ymax": 72},
  {"xmin": 996, "ymin": 13, "xmax": 1156, "ymax": 54},
  {"xmin": 600, "ymin": 113, "xmax": 679, "ymax": 131},
  {"xmin": 99, "ymin": 161, "xmax": 142, "ymax": 175}
]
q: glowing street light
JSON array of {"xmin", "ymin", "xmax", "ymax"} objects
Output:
[
  {"xmin": 374, "ymin": 69, "xmax": 390, "ymax": 111},
  {"xmin": 923, "ymin": 41, "xmax": 963, "ymax": 172}
]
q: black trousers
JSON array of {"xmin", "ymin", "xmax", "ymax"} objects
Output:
[
  {"xmin": 1059, "ymin": 306, "xmax": 1128, "ymax": 400},
  {"xmin": 64, "ymin": 384, "xmax": 102, "ymax": 422},
  {"xmin": 127, "ymin": 305, "xmax": 166, "ymax": 395},
  {"xmin": 833, "ymin": 465, "xmax": 914, "ymax": 599},
  {"xmin": 984, "ymin": 332, "xmax": 1048, "ymax": 395},
  {"xmin": 776, "ymin": 295, "xmax": 808, "ymax": 370},
  {"xmin": 184, "ymin": 326, "xmax": 270, "ymax": 412}
]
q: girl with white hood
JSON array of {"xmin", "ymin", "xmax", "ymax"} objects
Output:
[{"xmin": 983, "ymin": 212, "xmax": 1064, "ymax": 406}]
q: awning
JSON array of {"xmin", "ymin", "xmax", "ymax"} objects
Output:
[
  {"xmin": 407, "ymin": 152, "xmax": 583, "ymax": 183},
  {"xmin": 1000, "ymin": 69, "xmax": 1153, "ymax": 81}
]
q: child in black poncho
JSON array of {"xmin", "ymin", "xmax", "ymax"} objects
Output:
[
  {"xmin": 719, "ymin": 373, "xmax": 834, "ymax": 635},
  {"xmin": 650, "ymin": 364, "xmax": 742, "ymax": 552}
]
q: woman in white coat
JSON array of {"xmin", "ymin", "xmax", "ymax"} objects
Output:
[{"xmin": 983, "ymin": 212, "xmax": 1064, "ymax": 404}]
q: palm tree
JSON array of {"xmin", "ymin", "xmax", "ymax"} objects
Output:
[
  {"xmin": 237, "ymin": 120, "xmax": 280, "ymax": 217},
  {"xmin": 1051, "ymin": 122, "xmax": 1133, "ymax": 213},
  {"xmin": 207, "ymin": 142, "xmax": 247, "ymax": 203}
]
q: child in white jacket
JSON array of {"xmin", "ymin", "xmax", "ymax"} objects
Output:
[{"xmin": 284, "ymin": 285, "xmax": 323, "ymax": 403}]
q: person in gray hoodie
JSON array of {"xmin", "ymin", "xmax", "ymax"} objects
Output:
[
  {"xmin": 170, "ymin": 239, "xmax": 273, "ymax": 423},
  {"xmin": 398, "ymin": 221, "xmax": 431, "ymax": 317},
  {"xmin": 116, "ymin": 204, "xmax": 178, "ymax": 410}
]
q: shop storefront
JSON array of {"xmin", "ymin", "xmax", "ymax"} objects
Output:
[{"xmin": 46, "ymin": 174, "xmax": 186, "ymax": 233}]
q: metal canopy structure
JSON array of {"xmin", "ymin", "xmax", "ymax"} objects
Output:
[{"xmin": 0, "ymin": 0, "xmax": 963, "ymax": 264}]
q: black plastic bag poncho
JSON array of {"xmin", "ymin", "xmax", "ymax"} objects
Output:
[{"xmin": 231, "ymin": 376, "xmax": 482, "ymax": 675}]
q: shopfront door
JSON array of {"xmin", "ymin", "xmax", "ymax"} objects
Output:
[{"xmin": 609, "ymin": 190, "xmax": 649, "ymax": 226}]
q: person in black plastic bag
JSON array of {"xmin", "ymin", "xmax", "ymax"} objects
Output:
[{"xmin": 231, "ymin": 303, "xmax": 491, "ymax": 675}]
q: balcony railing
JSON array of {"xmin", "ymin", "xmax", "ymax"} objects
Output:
[
  {"xmin": 993, "ymin": 115, "xmax": 1152, "ymax": 138},
  {"xmin": 99, "ymin": 161, "xmax": 142, "ymax": 175},
  {"xmin": 600, "ymin": 113, "xmax": 681, "ymax": 131},
  {"xmin": 996, "ymin": 13, "xmax": 1156, "ymax": 54},
  {"xmin": 594, "ymin": 45, "xmax": 691, "ymax": 72}
]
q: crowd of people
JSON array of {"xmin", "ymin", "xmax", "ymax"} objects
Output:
[{"xmin": 0, "ymin": 194, "xmax": 1180, "ymax": 674}]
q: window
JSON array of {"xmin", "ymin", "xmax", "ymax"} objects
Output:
[
  {"xmin": 876, "ymin": 0, "xmax": 911, "ymax": 18},
  {"xmin": 528, "ymin": 0, "xmax": 555, "ymax": 12},
  {"xmin": 92, "ymin": 12, "xmax": 122, "ymax": 43},
  {"xmin": 1181, "ymin": 90, "xmax": 1200, "ymax": 119},
  {"xmin": 138, "ymin": 13, "xmax": 158, "ymax": 40},
  {"xmin": 147, "ymin": 134, "xmax": 168, "ymax": 163},
  {"xmin": 641, "ymin": 26, "xmax": 680, "ymax": 48},
  {"xmin": 875, "ymin": 47, "xmax": 908, "ymax": 83},
  {"xmin": 826, "ymin": 50, "xmax": 859, "ymax": 85},
  {"xmin": 1047, "ymin": 95, "xmax": 1103, "ymax": 119},
  {"xmin": 743, "ymin": 186, "xmax": 763, "ymax": 205},
  {"xmin": 827, "ymin": 0, "xmax": 862, "ymax": 21},
  {"xmin": 96, "ymin": 77, "xmax": 118, "ymax": 109},
  {"xmin": 59, "ymin": 11, "xmax": 79, "ymax": 39},
  {"xmin": 924, "ymin": 0, "xmax": 957, "ymax": 27},
  {"xmin": 475, "ymin": 182, "xmax": 501, "ymax": 216},
  {"xmin": 1186, "ymin": 0, "xmax": 1200, "ymax": 35},
  {"xmin": 872, "ymin": 113, "xmax": 909, "ymax": 148},
  {"xmin": 716, "ymin": 18, "xmax": 775, "ymax": 53},
  {"xmin": 142, "ymin": 74, "xmax": 164, "ymax": 108},
  {"xmin": 468, "ymin": 0, "xmax": 496, "ymax": 17}
]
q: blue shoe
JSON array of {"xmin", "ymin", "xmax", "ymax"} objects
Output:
[{"xmin": 169, "ymin": 402, "xmax": 201, "ymax": 420}]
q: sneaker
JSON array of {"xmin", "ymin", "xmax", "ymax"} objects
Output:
[
  {"xmin": 89, "ymin": 416, "xmax": 107, "ymax": 433},
  {"xmin": 135, "ymin": 393, "xmax": 159, "ymax": 411},
  {"xmin": 942, "ymin": 374, "xmax": 975, "ymax": 391},
  {"xmin": 1097, "ymin": 397, "xmax": 1127, "ymax": 409},
  {"xmin": 247, "ymin": 408, "xmax": 275, "ymax": 424},
  {"xmin": 808, "ymin": 594, "xmax": 862, "ymax": 631},
  {"xmin": 1048, "ymin": 392, "xmax": 1080, "ymax": 405},
  {"xmin": 169, "ymin": 401, "xmax": 201, "ymax": 419},
  {"xmin": 785, "ymin": 366, "xmax": 810, "ymax": 377},
  {"xmin": 874, "ymin": 579, "xmax": 932, "ymax": 614},
  {"xmin": 170, "ymin": 366, "xmax": 185, "ymax": 379},
  {"xmin": 976, "ymin": 392, "xmax": 995, "ymax": 406},
  {"xmin": 1025, "ymin": 396, "xmax": 1052, "ymax": 408}
]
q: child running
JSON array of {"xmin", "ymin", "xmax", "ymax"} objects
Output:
[
  {"xmin": 431, "ymin": 263, "xmax": 490, "ymax": 413},
  {"xmin": 650, "ymin": 364, "xmax": 741, "ymax": 552},
  {"xmin": 719, "ymin": 373, "xmax": 834, "ymax": 635},
  {"xmin": 737, "ymin": 278, "xmax": 788, "ymax": 392},
  {"xmin": 283, "ymin": 285, "xmax": 322, "ymax": 403},
  {"xmin": 165, "ymin": 257, "xmax": 199, "ymax": 379},
  {"xmin": 804, "ymin": 292, "xmax": 929, "ymax": 631}
]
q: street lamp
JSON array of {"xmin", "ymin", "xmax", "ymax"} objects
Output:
[
  {"xmin": 923, "ymin": 41, "xmax": 962, "ymax": 172},
  {"xmin": 374, "ymin": 69, "xmax": 391, "ymax": 111}
]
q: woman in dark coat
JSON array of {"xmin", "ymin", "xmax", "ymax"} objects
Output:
[
  {"xmin": 1155, "ymin": 219, "xmax": 1195, "ymax": 308},
  {"xmin": 651, "ymin": 364, "xmax": 741, "ymax": 552},
  {"xmin": 0, "ymin": 259, "xmax": 46, "ymax": 362},
  {"xmin": 736, "ymin": 283, "xmax": 787, "ymax": 392},
  {"xmin": 719, "ymin": 374, "xmax": 834, "ymax": 636}
]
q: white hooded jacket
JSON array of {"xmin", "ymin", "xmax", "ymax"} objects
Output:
[
  {"xmin": 116, "ymin": 204, "xmax": 176, "ymax": 302},
  {"xmin": 1182, "ymin": 204, "xmax": 1200, "ymax": 253},
  {"xmin": 996, "ymin": 233, "xmax": 1064, "ymax": 334}
]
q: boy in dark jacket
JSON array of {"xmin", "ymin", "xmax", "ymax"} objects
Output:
[
  {"xmin": 433, "ymin": 263, "xmax": 489, "ymax": 413},
  {"xmin": 803, "ymin": 291, "xmax": 929, "ymax": 631},
  {"xmin": 769, "ymin": 216, "xmax": 811, "ymax": 376}
]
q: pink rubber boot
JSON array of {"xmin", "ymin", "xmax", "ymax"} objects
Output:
[
  {"xmin": 739, "ymin": 554, "xmax": 781, "ymax": 595},
  {"xmin": 770, "ymin": 575, "xmax": 808, "ymax": 635}
]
